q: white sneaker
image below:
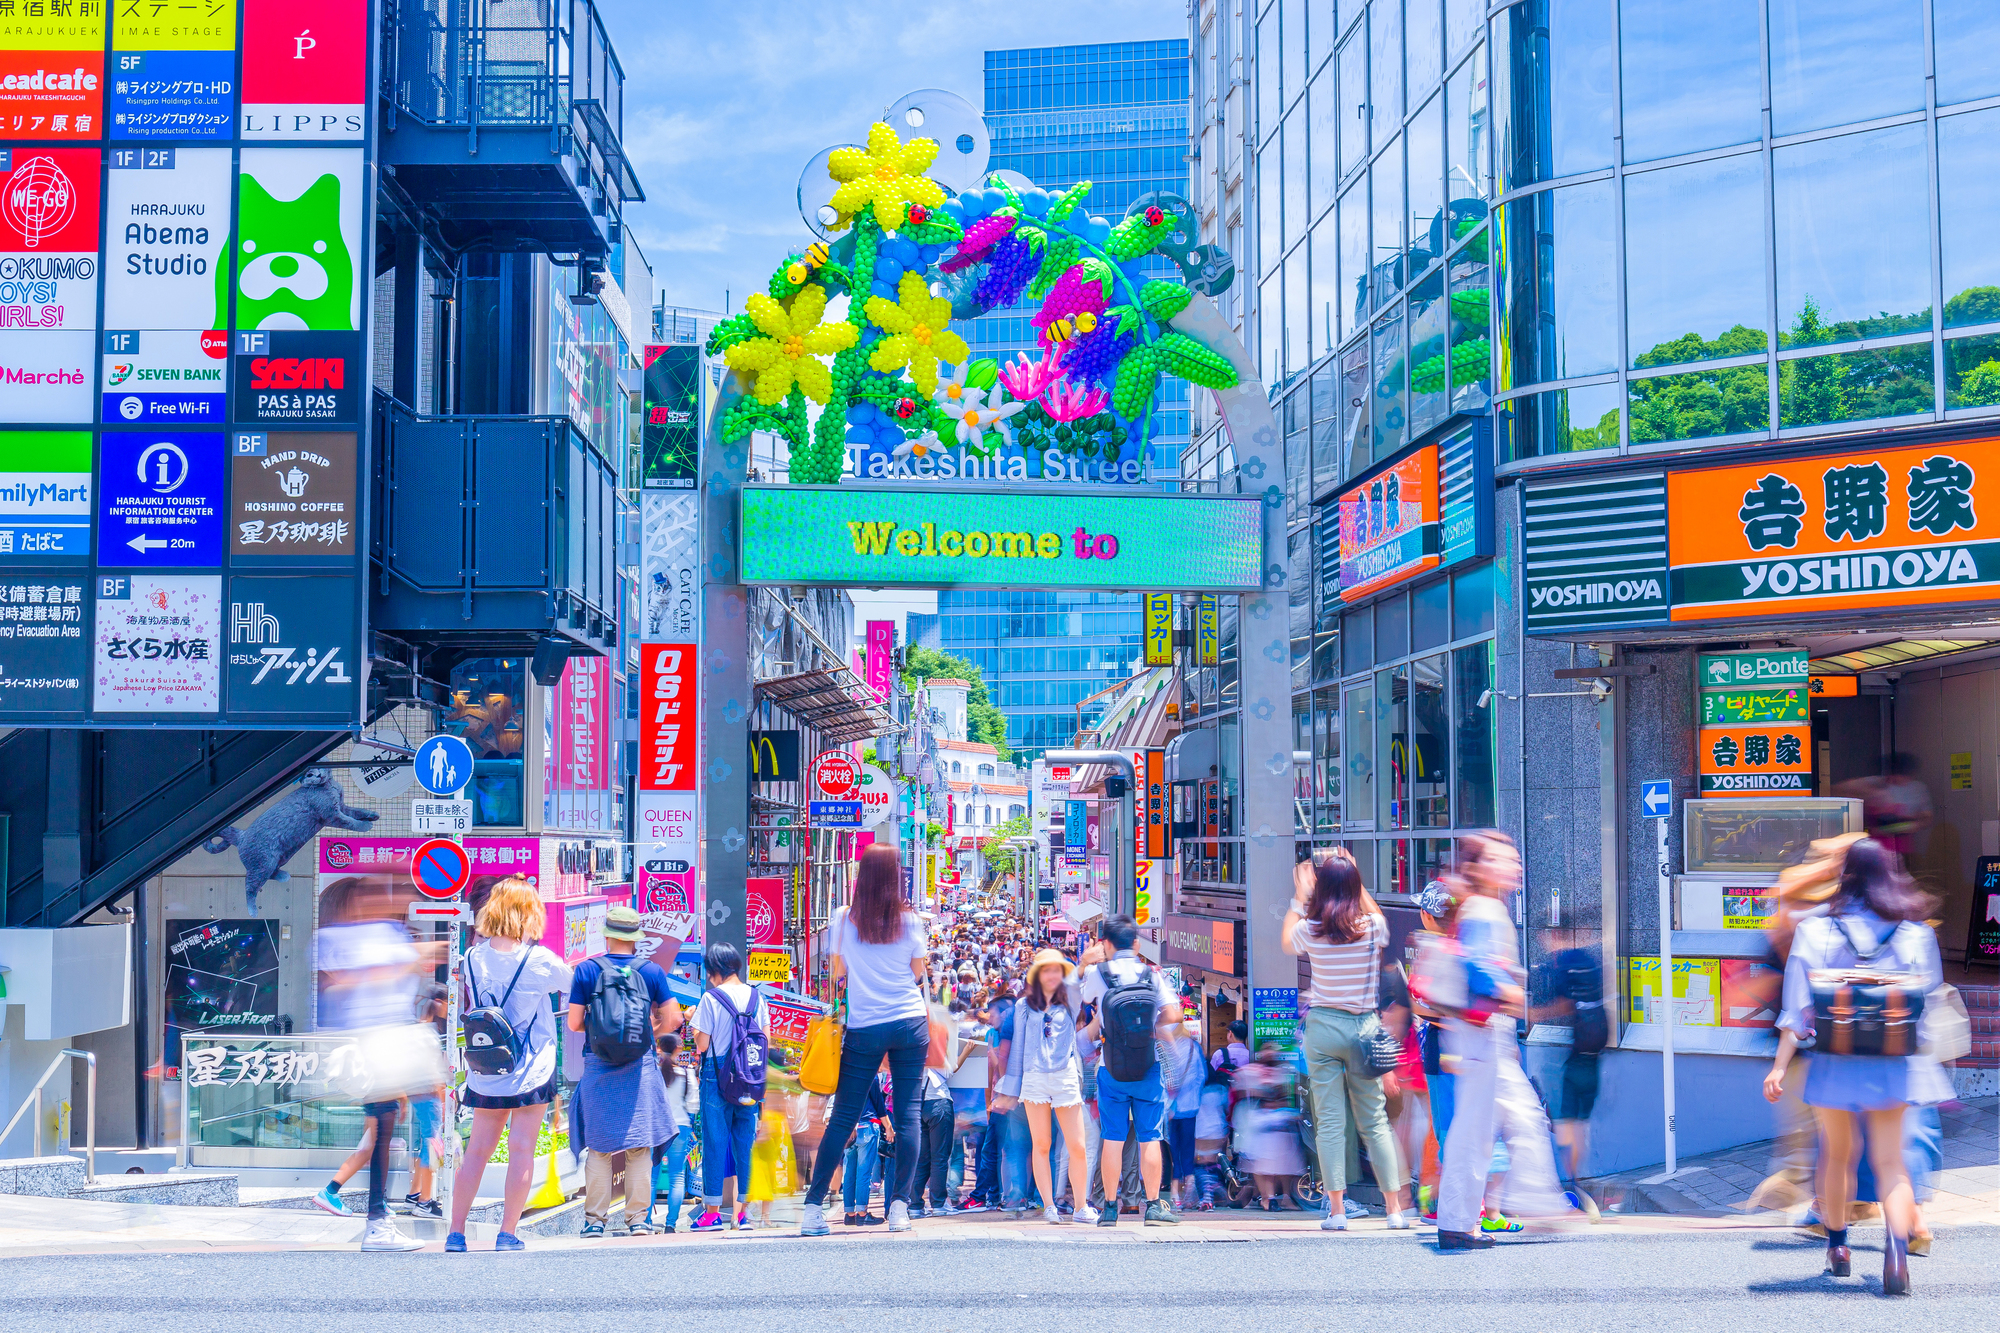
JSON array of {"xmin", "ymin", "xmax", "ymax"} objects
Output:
[
  {"xmin": 886, "ymin": 1200, "xmax": 912, "ymax": 1232},
  {"xmin": 1386, "ymin": 1211, "xmax": 1412, "ymax": 1230},
  {"xmin": 1043, "ymin": 1205, "xmax": 1062, "ymax": 1225},
  {"xmin": 361, "ymin": 1218, "xmax": 424, "ymax": 1252},
  {"xmin": 1320, "ymin": 1213, "xmax": 1348, "ymax": 1231},
  {"xmin": 799, "ymin": 1203, "xmax": 829, "ymax": 1237},
  {"xmin": 1073, "ymin": 1204, "xmax": 1099, "ymax": 1225}
]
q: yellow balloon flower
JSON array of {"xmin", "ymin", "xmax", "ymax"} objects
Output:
[
  {"xmin": 723, "ymin": 285, "xmax": 859, "ymax": 405},
  {"xmin": 865, "ymin": 270, "xmax": 970, "ymax": 400},
  {"xmin": 828, "ymin": 122, "xmax": 947, "ymax": 228}
]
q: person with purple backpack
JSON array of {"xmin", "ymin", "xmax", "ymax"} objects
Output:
[{"xmin": 687, "ymin": 942, "xmax": 770, "ymax": 1231}]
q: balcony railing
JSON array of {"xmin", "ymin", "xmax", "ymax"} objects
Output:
[{"xmin": 372, "ymin": 393, "xmax": 619, "ymax": 650}]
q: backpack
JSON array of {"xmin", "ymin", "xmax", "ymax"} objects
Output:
[
  {"xmin": 463, "ymin": 947, "xmax": 533, "ymax": 1077},
  {"xmin": 1095, "ymin": 961, "xmax": 1159, "ymax": 1083},
  {"xmin": 1558, "ymin": 950, "xmax": 1608, "ymax": 1054},
  {"xmin": 584, "ymin": 957, "xmax": 654, "ymax": 1066},
  {"xmin": 709, "ymin": 986, "xmax": 769, "ymax": 1106}
]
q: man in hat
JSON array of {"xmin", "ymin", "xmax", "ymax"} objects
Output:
[{"xmin": 567, "ymin": 904, "xmax": 683, "ymax": 1237}]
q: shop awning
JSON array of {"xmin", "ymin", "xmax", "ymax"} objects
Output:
[
  {"xmin": 1062, "ymin": 899, "xmax": 1106, "ymax": 929},
  {"xmin": 754, "ymin": 667, "xmax": 891, "ymax": 743}
]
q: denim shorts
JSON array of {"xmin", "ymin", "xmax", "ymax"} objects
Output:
[
  {"xmin": 1096, "ymin": 1065, "xmax": 1166, "ymax": 1143},
  {"xmin": 409, "ymin": 1095, "xmax": 442, "ymax": 1166}
]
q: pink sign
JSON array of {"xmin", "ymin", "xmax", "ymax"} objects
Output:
[
  {"xmin": 745, "ymin": 876, "xmax": 786, "ymax": 948},
  {"xmin": 318, "ymin": 835, "xmax": 539, "ymax": 878},
  {"xmin": 865, "ymin": 620, "xmax": 894, "ymax": 701},
  {"xmin": 557, "ymin": 656, "xmax": 610, "ymax": 789}
]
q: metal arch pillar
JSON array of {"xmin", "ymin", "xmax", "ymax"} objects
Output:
[{"xmin": 1171, "ymin": 295, "xmax": 1296, "ymax": 1026}]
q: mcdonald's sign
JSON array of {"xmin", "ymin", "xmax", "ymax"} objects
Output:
[{"xmin": 749, "ymin": 729, "xmax": 800, "ymax": 783}]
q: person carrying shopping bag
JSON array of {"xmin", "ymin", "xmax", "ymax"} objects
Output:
[{"xmin": 1283, "ymin": 852, "xmax": 1411, "ymax": 1231}]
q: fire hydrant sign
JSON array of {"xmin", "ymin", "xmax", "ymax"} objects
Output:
[{"xmin": 809, "ymin": 748, "xmax": 864, "ymax": 827}]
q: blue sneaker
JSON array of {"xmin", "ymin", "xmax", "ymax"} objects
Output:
[
  {"xmin": 311, "ymin": 1183, "xmax": 354, "ymax": 1217},
  {"xmin": 445, "ymin": 1232, "xmax": 466, "ymax": 1253},
  {"xmin": 495, "ymin": 1232, "xmax": 526, "ymax": 1251}
]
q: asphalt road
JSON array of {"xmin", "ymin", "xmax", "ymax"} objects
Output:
[{"xmin": 3, "ymin": 1226, "xmax": 1997, "ymax": 1330}]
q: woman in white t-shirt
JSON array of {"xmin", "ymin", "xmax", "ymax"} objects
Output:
[
  {"xmin": 799, "ymin": 844, "xmax": 930, "ymax": 1237},
  {"xmin": 447, "ymin": 876, "xmax": 571, "ymax": 1253}
]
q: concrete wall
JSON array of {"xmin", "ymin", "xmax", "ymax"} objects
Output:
[{"xmin": 1524, "ymin": 1041, "xmax": 1778, "ymax": 1176}]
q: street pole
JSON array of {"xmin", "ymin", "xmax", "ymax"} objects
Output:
[
  {"xmin": 1657, "ymin": 810, "xmax": 1676, "ymax": 1175},
  {"xmin": 1043, "ymin": 750, "xmax": 1135, "ymax": 921}
]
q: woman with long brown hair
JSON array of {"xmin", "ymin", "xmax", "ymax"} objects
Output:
[
  {"xmin": 799, "ymin": 843, "xmax": 932, "ymax": 1236},
  {"xmin": 1283, "ymin": 852, "xmax": 1410, "ymax": 1230},
  {"xmin": 1762, "ymin": 836, "xmax": 1945, "ymax": 1294}
]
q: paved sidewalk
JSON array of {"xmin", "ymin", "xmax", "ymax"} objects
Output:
[{"xmin": 1596, "ymin": 1095, "xmax": 1997, "ymax": 1223}]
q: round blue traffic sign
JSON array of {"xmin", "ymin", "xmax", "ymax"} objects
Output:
[
  {"xmin": 414, "ymin": 734, "xmax": 476, "ymax": 796},
  {"xmin": 411, "ymin": 837, "xmax": 473, "ymax": 900}
]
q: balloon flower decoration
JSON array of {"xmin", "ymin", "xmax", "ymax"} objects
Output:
[{"xmin": 706, "ymin": 119, "xmax": 1239, "ymax": 483}]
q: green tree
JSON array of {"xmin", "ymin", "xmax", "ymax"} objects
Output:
[
  {"xmin": 978, "ymin": 812, "xmax": 1033, "ymax": 877},
  {"xmin": 903, "ymin": 645, "xmax": 1012, "ymax": 761}
]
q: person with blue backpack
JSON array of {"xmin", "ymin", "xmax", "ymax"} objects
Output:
[
  {"xmin": 447, "ymin": 877, "xmax": 573, "ymax": 1253},
  {"xmin": 565, "ymin": 903, "xmax": 684, "ymax": 1238},
  {"xmin": 688, "ymin": 941, "xmax": 770, "ymax": 1231}
]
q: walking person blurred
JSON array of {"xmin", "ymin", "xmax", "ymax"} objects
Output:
[
  {"xmin": 990, "ymin": 948, "xmax": 1096, "ymax": 1225},
  {"xmin": 447, "ymin": 876, "xmax": 573, "ymax": 1253},
  {"xmin": 1162, "ymin": 1018, "xmax": 1206, "ymax": 1210},
  {"xmin": 1433, "ymin": 833, "xmax": 1573, "ymax": 1250},
  {"xmin": 651, "ymin": 1033, "xmax": 700, "ymax": 1231},
  {"xmin": 314, "ymin": 875, "xmax": 439, "ymax": 1251},
  {"xmin": 798, "ymin": 845, "xmax": 933, "ymax": 1236},
  {"xmin": 566, "ymin": 904, "xmax": 682, "ymax": 1237},
  {"xmin": 1284, "ymin": 854, "xmax": 1411, "ymax": 1231},
  {"xmin": 1762, "ymin": 837, "xmax": 1946, "ymax": 1295},
  {"xmin": 688, "ymin": 943, "xmax": 769, "ymax": 1231}
]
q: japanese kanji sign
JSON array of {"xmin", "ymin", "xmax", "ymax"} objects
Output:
[
  {"xmin": 1696, "ymin": 651, "xmax": 1810, "ymax": 796},
  {"xmin": 1670, "ymin": 438, "xmax": 2000, "ymax": 621}
]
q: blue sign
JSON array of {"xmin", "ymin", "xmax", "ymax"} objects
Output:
[
  {"xmin": 810, "ymin": 800, "xmax": 863, "ymax": 827},
  {"xmin": 415, "ymin": 734, "xmax": 476, "ymax": 796},
  {"xmin": 96, "ymin": 431, "xmax": 225, "ymax": 566},
  {"xmin": 1641, "ymin": 779, "xmax": 1672, "ymax": 819},
  {"xmin": 1065, "ymin": 799, "xmax": 1087, "ymax": 849}
]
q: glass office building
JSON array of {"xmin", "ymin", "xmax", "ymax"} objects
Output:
[{"xmin": 918, "ymin": 42, "xmax": 1190, "ymax": 763}]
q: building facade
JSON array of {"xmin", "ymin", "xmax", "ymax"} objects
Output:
[{"xmin": 1189, "ymin": 0, "xmax": 2000, "ymax": 1172}]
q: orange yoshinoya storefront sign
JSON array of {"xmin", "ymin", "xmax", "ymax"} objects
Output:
[{"xmin": 1669, "ymin": 436, "xmax": 2000, "ymax": 622}]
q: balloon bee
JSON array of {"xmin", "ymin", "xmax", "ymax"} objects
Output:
[{"xmin": 785, "ymin": 242, "xmax": 831, "ymax": 286}]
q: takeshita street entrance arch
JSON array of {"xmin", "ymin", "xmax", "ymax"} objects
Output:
[{"xmin": 674, "ymin": 91, "xmax": 1295, "ymax": 1013}]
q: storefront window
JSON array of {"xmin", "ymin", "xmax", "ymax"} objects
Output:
[
  {"xmin": 446, "ymin": 657, "xmax": 527, "ymax": 826},
  {"xmin": 1408, "ymin": 270, "xmax": 1449, "ymax": 439},
  {"xmin": 1768, "ymin": 0, "xmax": 1924, "ymax": 138},
  {"xmin": 1448, "ymin": 228, "xmax": 1491, "ymax": 413},
  {"xmin": 1412, "ymin": 577, "xmax": 1451, "ymax": 651},
  {"xmin": 1377, "ymin": 665, "xmax": 1408, "ymax": 830},
  {"xmin": 1774, "ymin": 124, "xmax": 1932, "ymax": 349},
  {"xmin": 1372, "ymin": 304, "xmax": 1406, "ymax": 461},
  {"xmin": 1624, "ymin": 153, "xmax": 1768, "ymax": 370},
  {"xmin": 1618, "ymin": 0, "xmax": 1761, "ymax": 163},
  {"xmin": 1629, "ymin": 363, "xmax": 1770, "ymax": 444},
  {"xmin": 1938, "ymin": 108, "xmax": 2000, "ymax": 330},
  {"xmin": 1453, "ymin": 640, "xmax": 1496, "ymax": 827},
  {"xmin": 1945, "ymin": 333, "xmax": 2000, "ymax": 411},
  {"xmin": 1315, "ymin": 687, "xmax": 1341, "ymax": 830},
  {"xmin": 1344, "ymin": 605, "xmax": 1374, "ymax": 675},
  {"xmin": 1344, "ymin": 677, "xmax": 1375, "ymax": 831},
  {"xmin": 1371, "ymin": 144, "xmax": 1405, "ymax": 306},
  {"xmin": 1778, "ymin": 343, "xmax": 1934, "ymax": 428},
  {"xmin": 1411, "ymin": 653, "xmax": 1449, "ymax": 827},
  {"xmin": 1499, "ymin": 179, "xmax": 1617, "ymax": 390},
  {"xmin": 1454, "ymin": 562, "xmax": 1495, "ymax": 636}
]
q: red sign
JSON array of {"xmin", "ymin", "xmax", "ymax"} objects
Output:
[
  {"xmin": 810, "ymin": 749, "xmax": 860, "ymax": 800},
  {"xmin": 745, "ymin": 876, "xmax": 785, "ymax": 948},
  {"xmin": 248, "ymin": 357, "xmax": 344, "ymax": 389},
  {"xmin": 410, "ymin": 838, "xmax": 473, "ymax": 900},
  {"xmin": 639, "ymin": 643, "xmax": 697, "ymax": 791},
  {"xmin": 240, "ymin": 0, "xmax": 367, "ymax": 139},
  {"xmin": 555, "ymin": 655, "xmax": 610, "ymax": 790},
  {"xmin": 1141, "ymin": 748, "xmax": 1167, "ymax": 859}
]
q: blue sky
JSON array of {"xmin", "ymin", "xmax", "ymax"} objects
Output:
[{"xmin": 594, "ymin": 0, "xmax": 1183, "ymax": 315}]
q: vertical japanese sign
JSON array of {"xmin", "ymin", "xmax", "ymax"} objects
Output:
[
  {"xmin": 240, "ymin": 0, "xmax": 366, "ymax": 140},
  {"xmin": 640, "ymin": 344, "xmax": 698, "ymax": 488},
  {"xmin": 642, "ymin": 490, "xmax": 698, "ymax": 639},
  {"xmin": 111, "ymin": 0, "xmax": 236, "ymax": 140},
  {"xmin": 865, "ymin": 618, "xmax": 893, "ymax": 702},
  {"xmin": 1141, "ymin": 747, "xmax": 1167, "ymax": 858},
  {"xmin": 1064, "ymin": 797, "xmax": 1086, "ymax": 866},
  {"xmin": 1695, "ymin": 651, "xmax": 1809, "ymax": 795},
  {"xmin": 0, "ymin": 146, "xmax": 100, "ymax": 424},
  {"xmin": 0, "ymin": 0, "xmax": 104, "ymax": 140},
  {"xmin": 640, "ymin": 642, "xmax": 697, "ymax": 791},
  {"xmin": 1195, "ymin": 594, "xmax": 1218, "ymax": 666},
  {"xmin": 1142, "ymin": 592, "xmax": 1173, "ymax": 666},
  {"xmin": 545, "ymin": 654, "xmax": 611, "ymax": 831}
]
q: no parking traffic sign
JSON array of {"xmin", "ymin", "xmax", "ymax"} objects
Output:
[{"xmin": 411, "ymin": 837, "xmax": 473, "ymax": 900}]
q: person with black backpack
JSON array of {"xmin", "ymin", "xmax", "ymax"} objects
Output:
[
  {"xmin": 688, "ymin": 942, "xmax": 771, "ymax": 1232},
  {"xmin": 1529, "ymin": 926, "xmax": 1609, "ymax": 1220},
  {"xmin": 1078, "ymin": 914, "xmax": 1183, "ymax": 1227},
  {"xmin": 447, "ymin": 877, "xmax": 573, "ymax": 1253},
  {"xmin": 565, "ymin": 904, "xmax": 684, "ymax": 1237}
]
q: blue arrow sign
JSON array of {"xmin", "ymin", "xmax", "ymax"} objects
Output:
[
  {"xmin": 1641, "ymin": 779, "xmax": 1671, "ymax": 819},
  {"xmin": 415, "ymin": 734, "xmax": 476, "ymax": 796}
]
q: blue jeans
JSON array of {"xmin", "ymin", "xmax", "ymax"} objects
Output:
[
  {"xmin": 842, "ymin": 1121, "xmax": 881, "ymax": 1211},
  {"xmin": 652, "ymin": 1129, "xmax": 692, "ymax": 1228},
  {"xmin": 976, "ymin": 1112, "xmax": 1001, "ymax": 1201},
  {"xmin": 802, "ymin": 1015, "xmax": 930, "ymax": 1208},
  {"xmin": 949, "ymin": 1122, "xmax": 985, "ymax": 1196},
  {"xmin": 699, "ymin": 1067, "xmax": 762, "ymax": 1206},
  {"xmin": 998, "ymin": 1102, "xmax": 1032, "ymax": 1208}
]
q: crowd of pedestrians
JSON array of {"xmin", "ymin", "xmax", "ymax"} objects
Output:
[{"xmin": 312, "ymin": 818, "xmax": 1953, "ymax": 1294}]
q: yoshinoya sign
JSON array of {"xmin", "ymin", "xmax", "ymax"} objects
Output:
[
  {"xmin": 739, "ymin": 484, "xmax": 1267, "ymax": 591},
  {"xmin": 1527, "ymin": 436, "xmax": 2000, "ymax": 636}
]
